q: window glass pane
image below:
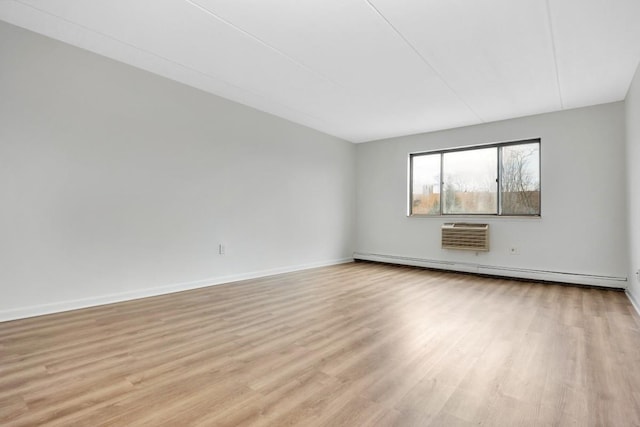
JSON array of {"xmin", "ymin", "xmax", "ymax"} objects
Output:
[
  {"xmin": 501, "ymin": 143, "xmax": 540, "ymax": 215},
  {"xmin": 411, "ymin": 154, "xmax": 440, "ymax": 215},
  {"xmin": 442, "ymin": 147, "xmax": 497, "ymax": 214}
]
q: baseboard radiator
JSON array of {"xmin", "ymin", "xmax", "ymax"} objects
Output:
[
  {"xmin": 352, "ymin": 252, "xmax": 626, "ymax": 289},
  {"xmin": 441, "ymin": 223, "xmax": 489, "ymax": 251}
]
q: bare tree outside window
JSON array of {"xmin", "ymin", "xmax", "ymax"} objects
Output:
[{"xmin": 500, "ymin": 143, "xmax": 540, "ymax": 215}]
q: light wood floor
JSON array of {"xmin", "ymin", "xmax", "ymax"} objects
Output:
[{"xmin": 1, "ymin": 261, "xmax": 640, "ymax": 426}]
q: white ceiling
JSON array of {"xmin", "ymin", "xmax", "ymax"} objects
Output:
[{"xmin": 1, "ymin": 0, "xmax": 639, "ymax": 143}]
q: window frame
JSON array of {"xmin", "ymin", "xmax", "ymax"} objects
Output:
[{"xmin": 408, "ymin": 138, "xmax": 541, "ymax": 217}]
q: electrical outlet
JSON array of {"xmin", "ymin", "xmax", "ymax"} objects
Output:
[
  {"xmin": 509, "ymin": 247, "xmax": 519, "ymax": 255},
  {"xmin": 219, "ymin": 244, "xmax": 225, "ymax": 255}
]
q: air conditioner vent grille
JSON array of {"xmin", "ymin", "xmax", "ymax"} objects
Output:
[{"xmin": 441, "ymin": 223, "xmax": 489, "ymax": 251}]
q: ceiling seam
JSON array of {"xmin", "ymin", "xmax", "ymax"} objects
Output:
[
  {"xmin": 545, "ymin": 0, "xmax": 565, "ymax": 109},
  {"xmin": 363, "ymin": 0, "xmax": 485, "ymax": 123},
  {"xmin": 183, "ymin": 0, "xmax": 351, "ymax": 94},
  {"xmin": 183, "ymin": 0, "xmax": 423, "ymax": 137},
  {"xmin": 11, "ymin": 0, "xmax": 338, "ymax": 134}
]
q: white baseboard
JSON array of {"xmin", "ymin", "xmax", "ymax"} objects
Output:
[
  {"xmin": 354, "ymin": 252, "xmax": 627, "ymax": 289},
  {"xmin": 626, "ymin": 290, "xmax": 640, "ymax": 317},
  {"xmin": 0, "ymin": 257, "xmax": 353, "ymax": 322}
]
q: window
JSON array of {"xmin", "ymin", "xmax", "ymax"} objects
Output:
[{"xmin": 410, "ymin": 139, "xmax": 540, "ymax": 216}]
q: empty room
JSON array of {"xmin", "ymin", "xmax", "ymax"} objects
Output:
[{"xmin": 1, "ymin": 0, "xmax": 640, "ymax": 426}]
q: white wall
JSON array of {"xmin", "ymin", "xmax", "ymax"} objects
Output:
[
  {"xmin": 626, "ymin": 63, "xmax": 640, "ymax": 307},
  {"xmin": 356, "ymin": 102, "xmax": 628, "ymax": 287},
  {"xmin": 0, "ymin": 22, "xmax": 355, "ymax": 320}
]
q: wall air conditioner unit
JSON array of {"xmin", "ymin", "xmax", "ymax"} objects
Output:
[{"xmin": 441, "ymin": 223, "xmax": 489, "ymax": 251}]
